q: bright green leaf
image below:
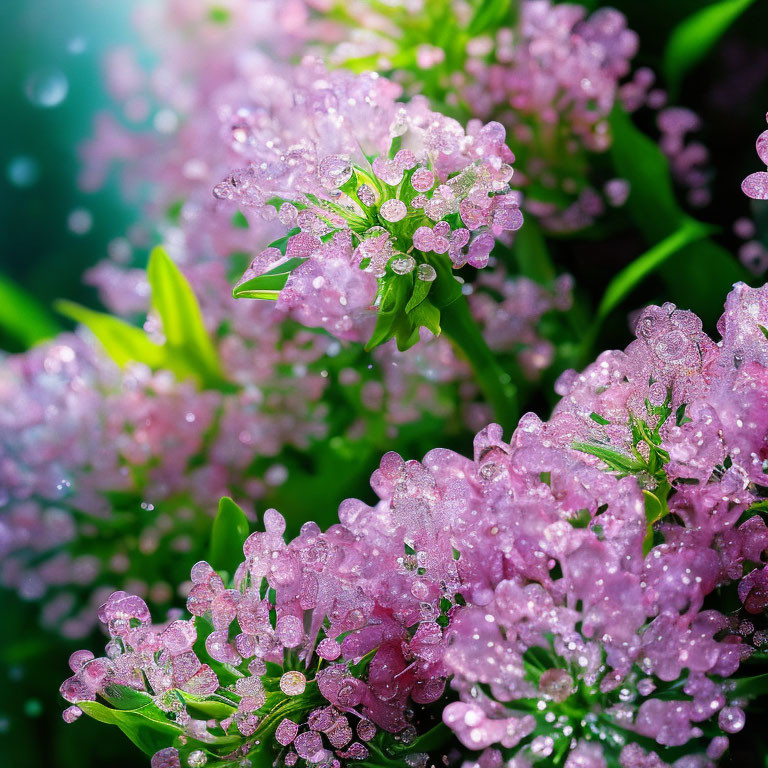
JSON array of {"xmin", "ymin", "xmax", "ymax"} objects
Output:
[
  {"xmin": 209, "ymin": 496, "xmax": 250, "ymax": 572},
  {"xmin": 232, "ymin": 257, "xmax": 307, "ymax": 301},
  {"xmin": 663, "ymin": 0, "xmax": 756, "ymax": 99},
  {"xmin": 56, "ymin": 300, "xmax": 165, "ymax": 369},
  {"xmin": 230, "ymin": 210, "xmax": 249, "ymax": 229},
  {"xmin": 408, "ymin": 297, "xmax": 441, "ymax": 337},
  {"xmin": 147, "ymin": 246, "xmax": 224, "ymax": 383},
  {"xmin": 365, "ymin": 276, "xmax": 411, "ymax": 350},
  {"xmin": 404, "ymin": 278, "xmax": 432, "ymax": 313},
  {"xmin": 595, "ymin": 219, "xmax": 712, "ymax": 324},
  {"xmin": 467, "ymin": 0, "xmax": 514, "ymax": 36},
  {"xmin": 0, "ymin": 273, "xmax": 59, "ymax": 348}
]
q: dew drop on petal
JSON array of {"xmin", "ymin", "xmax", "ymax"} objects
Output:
[
  {"xmin": 279, "ymin": 671, "xmax": 306, "ymax": 696},
  {"xmin": 356, "ymin": 184, "xmax": 376, "ymax": 207},
  {"xmin": 380, "ymin": 199, "xmax": 407, "ymax": 222},
  {"xmin": 318, "ymin": 155, "xmax": 353, "ymax": 189}
]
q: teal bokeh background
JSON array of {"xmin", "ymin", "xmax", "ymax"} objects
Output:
[
  {"xmin": 2, "ymin": 0, "xmax": 768, "ymax": 766},
  {"xmin": 0, "ymin": 0, "xmax": 138, "ymax": 349}
]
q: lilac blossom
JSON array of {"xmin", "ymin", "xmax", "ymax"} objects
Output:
[
  {"xmin": 214, "ymin": 59, "xmax": 523, "ymax": 348},
  {"xmin": 61, "ymin": 285, "xmax": 768, "ymax": 766},
  {"xmin": 0, "ymin": 318, "xmax": 329, "ymax": 637}
]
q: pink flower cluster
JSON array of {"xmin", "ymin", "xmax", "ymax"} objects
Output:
[
  {"xmin": 215, "ymin": 59, "xmax": 523, "ymax": 343},
  {"xmin": 0, "ymin": 319, "xmax": 329, "ymax": 637},
  {"xmin": 328, "ymin": 0, "xmax": 644, "ymax": 232},
  {"xmin": 61, "ymin": 283, "xmax": 768, "ymax": 766}
]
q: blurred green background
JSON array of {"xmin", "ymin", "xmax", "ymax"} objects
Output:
[{"xmin": 2, "ymin": 0, "xmax": 768, "ymax": 766}]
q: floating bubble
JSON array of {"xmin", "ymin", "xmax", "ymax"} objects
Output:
[
  {"xmin": 25, "ymin": 68, "xmax": 69, "ymax": 108},
  {"xmin": 68, "ymin": 208, "xmax": 93, "ymax": 235},
  {"xmin": 6, "ymin": 155, "xmax": 40, "ymax": 188},
  {"xmin": 67, "ymin": 36, "xmax": 87, "ymax": 55}
]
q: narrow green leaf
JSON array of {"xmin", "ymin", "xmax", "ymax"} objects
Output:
[
  {"xmin": 663, "ymin": 0, "xmax": 756, "ymax": 98},
  {"xmin": 233, "ymin": 274, "xmax": 289, "ymax": 300},
  {"xmin": 594, "ymin": 219, "xmax": 712, "ymax": 324},
  {"xmin": 0, "ymin": 273, "xmax": 59, "ymax": 347},
  {"xmin": 609, "ymin": 107, "xmax": 749, "ymax": 325},
  {"xmin": 147, "ymin": 247, "xmax": 223, "ymax": 381},
  {"xmin": 209, "ymin": 496, "xmax": 250, "ymax": 572},
  {"xmin": 232, "ymin": 257, "xmax": 308, "ymax": 301},
  {"xmin": 731, "ymin": 672, "xmax": 768, "ymax": 698},
  {"xmin": 467, "ymin": 0, "xmax": 514, "ymax": 35},
  {"xmin": 572, "ymin": 441, "xmax": 644, "ymax": 475},
  {"xmin": 56, "ymin": 300, "xmax": 165, "ymax": 369}
]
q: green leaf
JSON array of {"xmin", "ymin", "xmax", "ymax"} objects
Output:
[
  {"xmin": 609, "ymin": 107, "xmax": 749, "ymax": 326},
  {"xmin": 0, "ymin": 273, "xmax": 59, "ymax": 347},
  {"xmin": 511, "ymin": 217, "xmax": 555, "ymax": 283},
  {"xmin": 663, "ymin": 0, "xmax": 756, "ymax": 99},
  {"xmin": 180, "ymin": 693, "xmax": 238, "ymax": 721},
  {"xmin": 147, "ymin": 246, "xmax": 224, "ymax": 383},
  {"xmin": 404, "ymin": 277, "xmax": 432, "ymax": 313},
  {"xmin": 365, "ymin": 275, "xmax": 411, "ymax": 350},
  {"xmin": 589, "ymin": 412, "xmax": 611, "ymax": 426},
  {"xmin": 408, "ymin": 297, "xmax": 441, "ymax": 337},
  {"xmin": 56, "ymin": 300, "xmax": 165, "ymax": 369},
  {"xmin": 101, "ymin": 685, "xmax": 157, "ymax": 711},
  {"xmin": 231, "ymin": 210, "xmax": 249, "ymax": 229},
  {"xmin": 209, "ymin": 497, "xmax": 250, "ymax": 572},
  {"xmin": 77, "ymin": 700, "xmax": 182, "ymax": 757},
  {"xmin": 731, "ymin": 672, "xmax": 768, "ymax": 698},
  {"xmin": 594, "ymin": 219, "xmax": 712, "ymax": 325},
  {"xmin": 232, "ymin": 257, "xmax": 307, "ymax": 301},
  {"xmin": 572, "ymin": 441, "xmax": 644, "ymax": 475},
  {"xmin": 467, "ymin": 0, "xmax": 514, "ymax": 36},
  {"xmin": 643, "ymin": 490, "xmax": 666, "ymax": 555}
]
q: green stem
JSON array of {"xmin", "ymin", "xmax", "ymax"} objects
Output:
[{"xmin": 441, "ymin": 295, "xmax": 519, "ymax": 431}]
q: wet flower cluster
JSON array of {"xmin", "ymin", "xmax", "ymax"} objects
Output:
[
  {"xmin": 214, "ymin": 58, "xmax": 523, "ymax": 349},
  {"xmin": 61, "ymin": 283, "xmax": 768, "ymax": 766},
  {"xmin": 0, "ymin": 313, "xmax": 329, "ymax": 637},
  {"xmin": 322, "ymin": 0, "xmax": 648, "ymax": 232}
]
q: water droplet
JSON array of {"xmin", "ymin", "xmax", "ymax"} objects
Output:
[
  {"xmin": 380, "ymin": 199, "xmax": 407, "ymax": 222},
  {"xmin": 67, "ymin": 208, "xmax": 92, "ymax": 235},
  {"xmin": 187, "ymin": 751, "xmax": 207, "ymax": 767},
  {"xmin": 318, "ymin": 155, "xmax": 353, "ymax": 189},
  {"xmin": 417, "ymin": 263, "xmax": 436, "ymax": 282},
  {"xmin": 7, "ymin": 156, "xmax": 39, "ymax": 188},
  {"xmin": 279, "ymin": 671, "xmax": 306, "ymax": 696},
  {"xmin": 390, "ymin": 255, "xmax": 415, "ymax": 275},
  {"xmin": 25, "ymin": 69, "xmax": 68, "ymax": 108}
]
